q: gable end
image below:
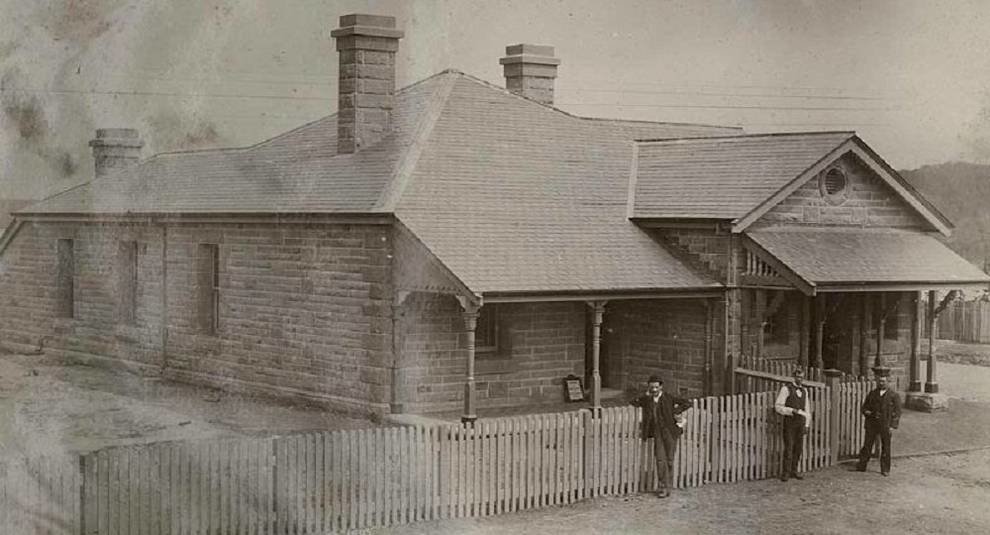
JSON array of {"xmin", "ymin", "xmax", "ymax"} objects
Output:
[
  {"xmin": 733, "ymin": 137, "xmax": 951, "ymax": 235},
  {"xmin": 757, "ymin": 152, "xmax": 929, "ymax": 229}
]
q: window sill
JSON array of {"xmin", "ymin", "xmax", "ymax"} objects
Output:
[
  {"xmin": 476, "ymin": 356, "xmax": 513, "ymax": 375},
  {"xmin": 114, "ymin": 323, "xmax": 143, "ymax": 343},
  {"xmin": 181, "ymin": 332, "xmax": 223, "ymax": 354},
  {"xmin": 52, "ymin": 317, "xmax": 78, "ymax": 334}
]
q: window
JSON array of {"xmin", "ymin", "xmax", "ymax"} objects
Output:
[
  {"xmin": 197, "ymin": 244, "xmax": 220, "ymax": 334},
  {"xmin": 475, "ymin": 304, "xmax": 499, "ymax": 355},
  {"xmin": 117, "ymin": 241, "xmax": 138, "ymax": 324},
  {"xmin": 55, "ymin": 239, "xmax": 74, "ymax": 318},
  {"xmin": 762, "ymin": 292, "xmax": 790, "ymax": 345},
  {"xmin": 882, "ymin": 294, "xmax": 900, "ymax": 341}
]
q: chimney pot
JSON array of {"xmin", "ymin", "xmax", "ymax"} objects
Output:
[
  {"xmin": 331, "ymin": 14, "xmax": 404, "ymax": 154},
  {"xmin": 500, "ymin": 44, "xmax": 559, "ymax": 106},
  {"xmin": 89, "ymin": 128, "xmax": 143, "ymax": 179}
]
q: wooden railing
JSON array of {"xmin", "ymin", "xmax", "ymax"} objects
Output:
[
  {"xmin": 2, "ymin": 382, "xmax": 876, "ymax": 534},
  {"xmin": 735, "ymin": 355, "xmax": 867, "ymax": 389},
  {"xmin": 733, "ymin": 367, "xmax": 826, "ymax": 394}
]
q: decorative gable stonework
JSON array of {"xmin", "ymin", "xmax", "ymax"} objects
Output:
[{"xmin": 758, "ymin": 153, "xmax": 927, "ymax": 229}]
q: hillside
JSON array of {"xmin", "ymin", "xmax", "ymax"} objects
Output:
[{"xmin": 900, "ymin": 162, "xmax": 990, "ymax": 269}]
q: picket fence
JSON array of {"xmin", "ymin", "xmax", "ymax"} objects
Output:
[
  {"xmin": 0, "ymin": 455, "xmax": 81, "ymax": 534},
  {"xmin": 1, "ymin": 384, "xmax": 873, "ymax": 534},
  {"xmin": 834, "ymin": 379, "xmax": 877, "ymax": 459}
]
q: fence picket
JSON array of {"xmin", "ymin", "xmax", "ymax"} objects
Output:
[
  {"xmin": 428, "ymin": 426, "xmax": 437, "ymax": 521},
  {"xmin": 472, "ymin": 422, "xmax": 480, "ymax": 517}
]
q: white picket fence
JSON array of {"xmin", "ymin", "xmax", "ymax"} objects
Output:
[{"xmin": 1, "ymin": 383, "xmax": 875, "ymax": 533}]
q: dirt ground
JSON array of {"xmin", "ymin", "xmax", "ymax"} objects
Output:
[
  {"xmin": 364, "ymin": 449, "xmax": 990, "ymax": 535},
  {"xmin": 364, "ymin": 356, "xmax": 990, "ymax": 535},
  {"xmin": 2, "ymin": 343, "xmax": 990, "ymax": 534},
  {"xmin": 0, "ymin": 351, "xmax": 373, "ymax": 459}
]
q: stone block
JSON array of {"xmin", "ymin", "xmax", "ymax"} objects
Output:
[{"xmin": 904, "ymin": 391, "xmax": 949, "ymax": 412}]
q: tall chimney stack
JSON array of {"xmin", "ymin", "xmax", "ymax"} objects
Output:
[
  {"xmin": 499, "ymin": 44, "xmax": 559, "ymax": 106},
  {"xmin": 89, "ymin": 128, "xmax": 143, "ymax": 179},
  {"xmin": 331, "ymin": 14, "xmax": 404, "ymax": 154}
]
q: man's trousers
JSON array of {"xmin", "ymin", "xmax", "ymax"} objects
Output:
[
  {"xmin": 781, "ymin": 421, "xmax": 805, "ymax": 477},
  {"xmin": 652, "ymin": 432, "xmax": 679, "ymax": 490},
  {"xmin": 856, "ymin": 421, "xmax": 892, "ymax": 473}
]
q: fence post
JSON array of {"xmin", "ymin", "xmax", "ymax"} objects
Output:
[
  {"xmin": 729, "ymin": 353, "xmax": 738, "ymax": 395},
  {"xmin": 823, "ymin": 369, "xmax": 842, "ymax": 466},
  {"xmin": 78, "ymin": 454, "xmax": 86, "ymax": 535}
]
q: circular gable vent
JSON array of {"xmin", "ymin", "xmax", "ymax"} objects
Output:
[
  {"xmin": 819, "ymin": 167, "xmax": 848, "ymax": 204},
  {"xmin": 823, "ymin": 168, "xmax": 846, "ymax": 195}
]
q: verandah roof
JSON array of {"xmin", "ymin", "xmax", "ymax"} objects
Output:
[{"xmin": 746, "ymin": 227, "xmax": 990, "ymax": 294}]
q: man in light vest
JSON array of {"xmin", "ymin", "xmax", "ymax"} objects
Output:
[{"xmin": 774, "ymin": 367, "xmax": 812, "ymax": 481}]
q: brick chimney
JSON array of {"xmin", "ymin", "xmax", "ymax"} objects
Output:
[
  {"xmin": 331, "ymin": 14, "xmax": 404, "ymax": 154},
  {"xmin": 89, "ymin": 128, "xmax": 143, "ymax": 179},
  {"xmin": 499, "ymin": 44, "xmax": 560, "ymax": 106}
]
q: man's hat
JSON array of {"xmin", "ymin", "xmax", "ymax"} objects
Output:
[{"xmin": 648, "ymin": 374, "xmax": 663, "ymax": 384}]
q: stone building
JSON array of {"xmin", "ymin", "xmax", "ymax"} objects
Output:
[{"xmin": 1, "ymin": 14, "xmax": 986, "ymax": 420}]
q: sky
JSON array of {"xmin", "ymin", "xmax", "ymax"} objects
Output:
[{"xmin": 2, "ymin": 0, "xmax": 990, "ymax": 199}]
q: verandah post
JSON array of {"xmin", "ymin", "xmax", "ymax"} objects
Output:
[
  {"xmin": 925, "ymin": 290, "xmax": 938, "ymax": 393},
  {"xmin": 909, "ymin": 291, "xmax": 923, "ymax": 392},
  {"xmin": 813, "ymin": 294, "xmax": 825, "ymax": 370},
  {"xmin": 855, "ymin": 294, "xmax": 869, "ymax": 378},
  {"xmin": 460, "ymin": 301, "xmax": 480, "ymax": 423},
  {"xmin": 873, "ymin": 293, "xmax": 886, "ymax": 373},
  {"xmin": 586, "ymin": 300, "xmax": 608, "ymax": 413}
]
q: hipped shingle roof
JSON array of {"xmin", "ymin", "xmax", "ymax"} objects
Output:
[{"xmin": 21, "ymin": 71, "xmax": 743, "ymax": 294}]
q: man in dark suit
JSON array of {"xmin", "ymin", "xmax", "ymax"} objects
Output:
[
  {"xmin": 855, "ymin": 374, "xmax": 902, "ymax": 476},
  {"xmin": 630, "ymin": 374, "xmax": 693, "ymax": 497}
]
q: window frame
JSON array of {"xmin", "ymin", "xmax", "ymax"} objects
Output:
[
  {"xmin": 197, "ymin": 243, "xmax": 221, "ymax": 335},
  {"xmin": 475, "ymin": 304, "xmax": 500, "ymax": 356},
  {"xmin": 55, "ymin": 238, "xmax": 75, "ymax": 318},
  {"xmin": 117, "ymin": 240, "xmax": 139, "ymax": 324}
]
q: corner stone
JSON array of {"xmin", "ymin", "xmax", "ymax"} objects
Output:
[{"xmin": 905, "ymin": 391, "xmax": 949, "ymax": 413}]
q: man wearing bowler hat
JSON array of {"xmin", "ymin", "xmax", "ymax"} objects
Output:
[
  {"xmin": 855, "ymin": 373, "xmax": 901, "ymax": 476},
  {"xmin": 630, "ymin": 374, "xmax": 692, "ymax": 497}
]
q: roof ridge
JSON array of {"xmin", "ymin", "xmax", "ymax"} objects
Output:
[
  {"xmin": 451, "ymin": 70, "xmax": 739, "ymax": 131},
  {"xmin": 577, "ymin": 115, "xmax": 742, "ymax": 131},
  {"xmin": 18, "ymin": 180, "xmax": 92, "ymax": 211},
  {"xmin": 375, "ymin": 73, "xmax": 459, "ymax": 211},
  {"xmin": 244, "ymin": 70, "xmax": 464, "ymax": 153},
  {"xmin": 636, "ymin": 130, "xmax": 856, "ymax": 145},
  {"xmin": 156, "ymin": 146, "xmax": 249, "ymax": 157}
]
